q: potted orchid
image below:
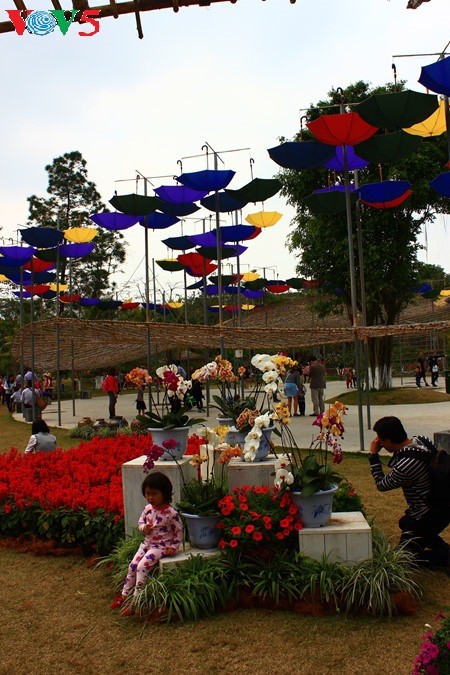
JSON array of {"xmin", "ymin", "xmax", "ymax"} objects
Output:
[{"xmin": 272, "ymin": 400, "xmax": 347, "ymax": 527}]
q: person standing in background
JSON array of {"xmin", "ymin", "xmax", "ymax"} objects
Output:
[
  {"xmin": 417, "ymin": 353, "xmax": 429, "ymax": 387},
  {"xmin": 102, "ymin": 368, "xmax": 120, "ymax": 419},
  {"xmin": 309, "ymin": 356, "xmax": 326, "ymax": 416}
]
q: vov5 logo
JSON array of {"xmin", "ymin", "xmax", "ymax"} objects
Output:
[{"xmin": 6, "ymin": 9, "xmax": 101, "ymax": 36}]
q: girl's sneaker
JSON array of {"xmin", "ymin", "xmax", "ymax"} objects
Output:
[{"xmin": 110, "ymin": 595, "xmax": 125, "ymax": 609}]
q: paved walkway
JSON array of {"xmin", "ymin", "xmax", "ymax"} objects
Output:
[{"xmin": 15, "ymin": 375, "xmax": 450, "ymax": 452}]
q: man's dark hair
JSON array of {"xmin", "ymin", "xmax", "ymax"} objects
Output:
[{"xmin": 373, "ymin": 416, "xmax": 407, "ymax": 443}]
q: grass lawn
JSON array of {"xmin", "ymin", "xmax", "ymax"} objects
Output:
[{"xmin": 1, "ymin": 404, "xmax": 450, "ymax": 674}]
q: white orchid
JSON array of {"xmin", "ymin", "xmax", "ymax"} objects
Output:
[
  {"xmin": 274, "ymin": 468, "xmax": 294, "ymax": 489},
  {"xmin": 275, "ymin": 457, "xmax": 290, "ymax": 471},
  {"xmin": 262, "ymin": 370, "xmax": 278, "ymax": 383}
]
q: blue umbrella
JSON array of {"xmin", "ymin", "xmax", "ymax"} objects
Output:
[
  {"xmin": 59, "ymin": 243, "xmax": 95, "ymax": 258},
  {"xmin": 357, "ymin": 180, "xmax": 412, "ymax": 204},
  {"xmin": 138, "ymin": 212, "xmax": 179, "ymax": 229},
  {"xmin": 419, "ymin": 55, "xmax": 450, "ymax": 97},
  {"xmin": 89, "ymin": 213, "xmax": 139, "ymax": 230},
  {"xmin": 154, "ymin": 185, "xmax": 207, "ymax": 204},
  {"xmin": 158, "ymin": 201, "xmax": 200, "ymax": 217},
  {"xmin": 323, "ymin": 146, "xmax": 369, "ymax": 171},
  {"xmin": 79, "ymin": 298, "xmax": 101, "ymax": 306},
  {"xmin": 177, "ymin": 169, "xmax": 235, "ymax": 192},
  {"xmin": 162, "ymin": 236, "xmax": 195, "ymax": 250},
  {"xmin": 268, "ymin": 140, "xmax": 335, "ymax": 170},
  {"xmin": 20, "ymin": 227, "xmax": 64, "ymax": 248},
  {"xmin": 429, "ymin": 173, "xmax": 450, "ymax": 198},
  {"xmin": 0, "ymin": 245, "xmax": 36, "ymax": 264}
]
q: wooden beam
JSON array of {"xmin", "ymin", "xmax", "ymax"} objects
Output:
[
  {"xmin": 13, "ymin": 0, "xmax": 28, "ymax": 11},
  {"xmin": 109, "ymin": 0, "xmax": 119, "ymax": 19},
  {"xmin": 50, "ymin": 0, "xmax": 64, "ymax": 9}
]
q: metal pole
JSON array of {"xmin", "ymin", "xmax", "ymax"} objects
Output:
[{"xmin": 152, "ymin": 257, "xmax": 157, "ymax": 321}]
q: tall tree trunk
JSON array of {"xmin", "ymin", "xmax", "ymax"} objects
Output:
[{"xmin": 368, "ymin": 336, "xmax": 393, "ymax": 390}]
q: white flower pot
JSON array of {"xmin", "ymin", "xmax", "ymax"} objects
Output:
[
  {"xmin": 148, "ymin": 427, "xmax": 190, "ymax": 461},
  {"xmin": 291, "ymin": 485, "xmax": 338, "ymax": 528}
]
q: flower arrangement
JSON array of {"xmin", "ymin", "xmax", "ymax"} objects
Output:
[
  {"xmin": 217, "ymin": 485, "xmax": 303, "ymax": 550},
  {"xmin": 125, "ymin": 367, "xmax": 152, "ymax": 388},
  {"xmin": 413, "ymin": 611, "xmax": 450, "ymax": 674},
  {"xmin": 250, "ymin": 352, "xmax": 297, "ymax": 398},
  {"xmin": 273, "ymin": 401, "xmax": 347, "ymax": 496},
  {"xmin": 242, "ymin": 411, "xmax": 275, "ymax": 462},
  {"xmin": 136, "ymin": 363, "xmax": 204, "ymax": 429},
  {"xmin": 176, "ymin": 427, "xmax": 242, "ymax": 516},
  {"xmin": 141, "ymin": 439, "xmax": 184, "ymax": 472}
]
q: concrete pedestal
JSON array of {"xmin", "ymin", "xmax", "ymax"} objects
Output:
[
  {"xmin": 159, "ymin": 545, "xmax": 220, "ymax": 571},
  {"xmin": 225, "ymin": 454, "xmax": 287, "ymax": 492},
  {"xmin": 122, "ymin": 455, "xmax": 197, "ymax": 535},
  {"xmin": 298, "ymin": 511, "xmax": 372, "ymax": 564}
]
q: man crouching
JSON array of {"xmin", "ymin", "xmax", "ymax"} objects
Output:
[{"xmin": 369, "ymin": 415, "xmax": 450, "ymax": 569}]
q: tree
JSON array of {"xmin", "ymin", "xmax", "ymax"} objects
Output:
[
  {"xmin": 27, "ymin": 151, "xmax": 126, "ymax": 298},
  {"xmin": 279, "ymin": 81, "xmax": 449, "ymax": 389}
]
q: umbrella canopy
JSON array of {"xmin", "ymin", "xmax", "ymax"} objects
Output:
[
  {"xmin": 241, "ymin": 288, "xmax": 264, "ymax": 299},
  {"xmin": 64, "ymin": 227, "xmax": 97, "ymax": 243},
  {"xmin": 138, "ymin": 212, "xmax": 179, "ymax": 229},
  {"xmin": 358, "ymin": 180, "xmax": 412, "ymax": 208},
  {"xmin": 196, "ymin": 245, "xmax": 247, "ymax": 260},
  {"xmin": 200, "ymin": 192, "xmax": 246, "ymax": 212},
  {"xmin": 34, "ymin": 248, "xmax": 58, "ymax": 263},
  {"xmin": 357, "ymin": 90, "xmax": 439, "ymax": 129},
  {"xmin": 323, "ymin": 146, "xmax": 369, "ymax": 171},
  {"xmin": 226, "ymin": 177, "xmax": 281, "ymax": 204},
  {"xmin": 59, "ymin": 294, "xmax": 81, "ymax": 304},
  {"xmin": 429, "ymin": 172, "xmax": 450, "ymax": 198},
  {"xmin": 244, "ymin": 278, "xmax": 267, "ymax": 290},
  {"xmin": 109, "ymin": 193, "xmax": 162, "ymax": 216},
  {"xmin": 419, "ymin": 55, "xmax": 450, "ymax": 97},
  {"xmin": 265, "ymin": 281, "xmax": 290, "ymax": 293},
  {"xmin": 178, "ymin": 252, "xmax": 216, "ymax": 277},
  {"xmin": 23, "ymin": 258, "xmax": 55, "ymax": 273},
  {"xmin": 167, "ymin": 302, "xmax": 184, "ymax": 309},
  {"xmin": 304, "ymin": 191, "xmax": 355, "ymax": 215},
  {"xmin": 59, "ymin": 243, "xmax": 96, "ymax": 259},
  {"xmin": 158, "ymin": 201, "xmax": 200, "ymax": 217},
  {"xmin": 308, "ymin": 112, "xmax": 378, "ymax": 146},
  {"xmin": 154, "ymin": 185, "xmax": 207, "ymax": 204},
  {"xmin": 49, "ymin": 283, "xmax": 69, "ymax": 291},
  {"xmin": 23, "ymin": 285, "xmax": 51, "ymax": 296},
  {"xmin": 403, "ymin": 100, "xmax": 448, "ymax": 137},
  {"xmin": 162, "ymin": 235, "xmax": 195, "ymax": 251},
  {"xmin": 245, "ymin": 211, "xmax": 282, "ymax": 228},
  {"xmin": 155, "ymin": 259, "xmax": 185, "ymax": 272},
  {"xmin": 90, "ymin": 212, "xmax": 139, "ymax": 230},
  {"xmin": 79, "ymin": 298, "xmax": 101, "ymax": 306},
  {"xmin": 120, "ymin": 301, "xmax": 141, "ymax": 311},
  {"xmin": 268, "ymin": 140, "xmax": 335, "ymax": 170},
  {"xmin": 241, "ymin": 272, "xmax": 260, "ymax": 282},
  {"xmin": 285, "ymin": 277, "xmax": 305, "ymax": 290},
  {"xmin": 355, "ymin": 131, "xmax": 423, "ymax": 164},
  {"xmin": 187, "ymin": 280, "xmax": 205, "ymax": 290},
  {"xmin": 0, "ymin": 246, "xmax": 36, "ymax": 265},
  {"xmin": 177, "ymin": 169, "xmax": 235, "ymax": 192},
  {"xmin": 20, "ymin": 227, "xmax": 64, "ymax": 248},
  {"xmin": 208, "ymin": 275, "xmax": 237, "ymax": 285}
]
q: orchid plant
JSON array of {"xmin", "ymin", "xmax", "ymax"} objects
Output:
[
  {"xmin": 273, "ymin": 401, "xmax": 347, "ymax": 496},
  {"xmin": 136, "ymin": 363, "xmax": 204, "ymax": 430}
]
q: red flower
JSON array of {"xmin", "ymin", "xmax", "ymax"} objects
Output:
[
  {"xmin": 229, "ymin": 539, "xmax": 239, "ymax": 548},
  {"xmin": 279, "ymin": 517, "xmax": 291, "ymax": 529},
  {"xmin": 3, "ymin": 503, "xmax": 12, "ymax": 514},
  {"xmin": 294, "ymin": 521, "xmax": 304, "ymax": 531},
  {"xmin": 216, "ymin": 521, "xmax": 225, "ymax": 530},
  {"xmin": 276, "ymin": 532, "xmax": 284, "ymax": 540},
  {"xmin": 244, "ymin": 524, "xmax": 255, "ymax": 534},
  {"xmin": 252, "ymin": 531, "xmax": 263, "ymax": 542},
  {"xmin": 239, "ymin": 503, "xmax": 249, "ymax": 511},
  {"xmin": 218, "ymin": 539, "xmax": 227, "ymax": 549},
  {"xmin": 231, "ymin": 526, "xmax": 241, "ymax": 536},
  {"xmin": 288, "ymin": 504, "xmax": 298, "ymax": 516}
]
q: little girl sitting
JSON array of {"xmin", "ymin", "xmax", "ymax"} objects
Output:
[{"xmin": 111, "ymin": 472, "xmax": 183, "ymax": 613}]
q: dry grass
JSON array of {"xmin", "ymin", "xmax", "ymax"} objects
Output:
[{"xmin": 1, "ymin": 407, "xmax": 450, "ymax": 674}]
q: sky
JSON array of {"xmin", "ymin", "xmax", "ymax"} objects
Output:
[{"xmin": 1, "ymin": 0, "xmax": 449, "ymax": 303}]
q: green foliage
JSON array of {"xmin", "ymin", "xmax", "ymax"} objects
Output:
[
  {"xmin": 98, "ymin": 531, "xmax": 144, "ymax": 591},
  {"xmin": 297, "ymin": 454, "xmax": 344, "ymax": 497},
  {"xmin": 333, "ymin": 480, "xmax": 365, "ymax": 514},
  {"xmin": 137, "ymin": 408, "xmax": 204, "ymax": 430},
  {"xmin": 68, "ymin": 424, "xmax": 134, "ymax": 440},
  {"xmin": 299, "ymin": 554, "xmax": 346, "ymax": 608},
  {"xmin": 338, "ymin": 528, "xmax": 422, "ymax": 617},
  {"xmin": 240, "ymin": 549, "xmax": 303, "ymax": 605},
  {"xmin": 211, "ymin": 393, "xmax": 257, "ymax": 423},
  {"xmin": 177, "ymin": 474, "xmax": 228, "ymax": 516}
]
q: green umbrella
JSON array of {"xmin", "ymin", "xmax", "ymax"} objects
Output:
[
  {"xmin": 286, "ymin": 277, "xmax": 305, "ymax": 290},
  {"xmin": 244, "ymin": 278, "xmax": 267, "ymax": 290},
  {"xmin": 226, "ymin": 177, "xmax": 281, "ymax": 204},
  {"xmin": 355, "ymin": 131, "xmax": 423, "ymax": 164},
  {"xmin": 196, "ymin": 245, "xmax": 243, "ymax": 261},
  {"xmin": 109, "ymin": 193, "xmax": 162, "ymax": 216},
  {"xmin": 156, "ymin": 259, "xmax": 184, "ymax": 272},
  {"xmin": 35, "ymin": 248, "xmax": 58, "ymax": 262},
  {"xmin": 357, "ymin": 90, "xmax": 439, "ymax": 130},
  {"xmin": 304, "ymin": 191, "xmax": 355, "ymax": 215},
  {"xmin": 208, "ymin": 275, "xmax": 237, "ymax": 285}
]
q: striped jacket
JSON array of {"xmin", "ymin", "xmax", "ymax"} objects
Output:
[{"xmin": 369, "ymin": 437, "xmax": 433, "ymax": 520}]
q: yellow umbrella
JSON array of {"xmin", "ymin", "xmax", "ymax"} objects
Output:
[
  {"xmin": 241, "ymin": 304, "xmax": 255, "ymax": 310},
  {"xmin": 167, "ymin": 301, "xmax": 184, "ymax": 309},
  {"xmin": 241, "ymin": 272, "xmax": 261, "ymax": 282},
  {"xmin": 403, "ymin": 100, "xmax": 447, "ymax": 137},
  {"xmin": 49, "ymin": 283, "xmax": 69, "ymax": 291},
  {"xmin": 64, "ymin": 227, "xmax": 98, "ymax": 243},
  {"xmin": 245, "ymin": 211, "xmax": 283, "ymax": 228},
  {"xmin": 439, "ymin": 289, "xmax": 450, "ymax": 296},
  {"xmin": 0, "ymin": 274, "xmax": 9, "ymax": 282}
]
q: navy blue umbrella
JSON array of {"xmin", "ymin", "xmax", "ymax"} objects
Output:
[
  {"xmin": 177, "ymin": 169, "xmax": 235, "ymax": 192},
  {"xmin": 268, "ymin": 140, "xmax": 335, "ymax": 170},
  {"xmin": 162, "ymin": 236, "xmax": 195, "ymax": 250},
  {"xmin": 429, "ymin": 173, "xmax": 450, "ymax": 198},
  {"xmin": 20, "ymin": 227, "xmax": 64, "ymax": 248},
  {"xmin": 419, "ymin": 55, "xmax": 450, "ymax": 97},
  {"xmin": 357, "ymin": 180, "xmax": 412, "ymax": 206},
  {"xmin": 138, "ymin": 213, "xmax": 179, "ymax": 229}
]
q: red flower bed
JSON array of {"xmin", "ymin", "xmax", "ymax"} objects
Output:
[{"xmin": 0, "ymin": 434, "xmax": 150, "ymax": 553}]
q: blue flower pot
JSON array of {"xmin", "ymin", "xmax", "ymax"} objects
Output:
[
  {"xmin": 181, "ymin": 513, "xmax": 220, "ymax": 549},
  {"xmin": 291, "ymin": 485, "xmax": 338, "ymax": 528},
  {"xmin": 148, "ymin": 427, "xmax": 189, "ymax": 461},
  {"xmin": 225, "ymin": 426, "xmax": 274, "ymax": 462}
]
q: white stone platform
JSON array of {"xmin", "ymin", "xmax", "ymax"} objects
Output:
[
  {"xmin": 298, "ymin": 511, "xmax": 372, "ymax": 564},
  {"xmin": 121, "ymin": 455, "xmax": 197, "ymax": 536},
  {"xmin": 159, "ymin": 545, "xmax": 220, "ymax": 571},
  {"xmin": 226, "ymin": 454, "xmax": 288, "ymax": 491}
]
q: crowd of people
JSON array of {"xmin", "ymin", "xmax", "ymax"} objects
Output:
[{"xmin": 0, "ymin": 369, "xmax": 54, "ymax": 414}]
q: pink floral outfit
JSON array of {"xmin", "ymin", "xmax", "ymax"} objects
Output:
[{"xmin": 121, "ymin": 504, "xmax": 183, "ymax": 597}]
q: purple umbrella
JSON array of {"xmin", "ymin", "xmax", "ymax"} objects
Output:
[
  {"xmin": 59, "ymin": 243, "xmax": 96, "ymax": 258},
  {"xmin": 323, "ymin": 146, "xmax": 369, "ymax": 171},
  {"xmin": 90, "ymin": 213, "xmax": 139, "ymax": 230},
  {"xmin": 177, "ymin": 169, "xmax": 235, "ymax": 192},
  {"xmin": 0, "ymin": 246, "xmax": 36, "ymax": 265},
  {"xmin": 419, "ymin": 55, "xmax": 450, "ymax": 97},
  {"xmin": 154, "ymin": 185, "xmax": 207, "ymax": 204}
]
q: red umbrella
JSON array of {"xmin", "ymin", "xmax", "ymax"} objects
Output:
[
  {"xmin": 307, "ymin": 112, "xmax": 378, "ymax": 146},
  {"xmin": 23, "ymin": 257, "xmax": 55, "ymax": 273},
  {"xmin": 23, "ymin": 285, "xmax": 51, "ymax": 296},
  {"xmin": 178, "ymin": 252, "xmax": 217, "ymax": 277}
]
